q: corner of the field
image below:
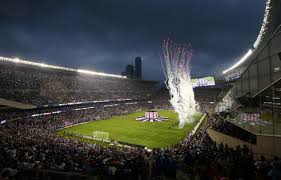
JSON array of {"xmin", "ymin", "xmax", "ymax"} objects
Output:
[{"xmin": 190, "ymin": 113, "xmax": 206, "ymax": 135}]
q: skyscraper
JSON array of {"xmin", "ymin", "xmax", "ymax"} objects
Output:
[
  {"xmin": 121, "ymin": 64, "xmax": 135, "ymax": 79},
  {"xmin": 134, "ymin": 57, "xmax": 142, "ymax": 79}
]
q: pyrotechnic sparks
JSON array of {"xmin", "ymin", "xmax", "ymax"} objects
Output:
[{"xmin": 161, "ymin": 38, "xmax": 198, "ymax": 128}]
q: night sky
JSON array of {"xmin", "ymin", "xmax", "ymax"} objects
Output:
[{"xmin": 0, "ymin": 0, "xmax": 265, "ymax": 80}]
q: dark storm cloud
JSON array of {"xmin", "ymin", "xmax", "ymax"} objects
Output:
[{"xmin": 0, "ymin": 0, "xmax": 265, "ymax": 80}]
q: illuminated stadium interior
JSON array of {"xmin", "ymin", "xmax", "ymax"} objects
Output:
[{"xmin": 0, "ymin": 1, "xmax": 281, "ymax": 180}]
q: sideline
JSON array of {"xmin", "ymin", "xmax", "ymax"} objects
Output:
[
  {"xmin": 190, "ymin": 113, "xmax": 206, "ymax": 135},
  {"xmin": 57, "ymin": 120, "xmax": 99, "ymax": 131}
]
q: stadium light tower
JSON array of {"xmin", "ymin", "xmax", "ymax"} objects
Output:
[
  {"xmin": 0, "ymin": 56, "xmax": 126, "ymax": 78},
  {"xmin": 222, "ymin": 49, "xmax": 253, "ymax": 74},
  {"xmin": 14, "ymin": 57, "xmax": 20, "ymax": 63},
  {"xmin": 222, "ymin": 0, "xmax": 281, "ymax": 75}
]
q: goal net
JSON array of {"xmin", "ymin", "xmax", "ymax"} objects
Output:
[{"xmin": 92, "ymin": 131, "xmax": 109, "ymax": 141}]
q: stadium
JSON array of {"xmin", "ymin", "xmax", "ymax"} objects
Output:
[{"xmin": 0, "ymin": 1, "xmax": 281, "ymax": 180}]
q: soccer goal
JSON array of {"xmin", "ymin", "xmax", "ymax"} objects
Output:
[{"xmin": 92, "ymin": 131, "xmax": 109, "ymax": 141}]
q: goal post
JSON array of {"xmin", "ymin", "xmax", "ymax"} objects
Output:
[{"xmin": 92, "ymin": 131, "xmax": 109, "ymax": 141}]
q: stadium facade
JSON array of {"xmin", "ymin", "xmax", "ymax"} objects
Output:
[
  {"xmin": 214, "ymin": 0, "xmax": 281, "ymax": 158},
  {"xmin": 221, "ymin": 0, "xmax": 281, "ymax": 103},
  {"xmin": 223, "ymin": 0, "xmax": 281, "ymax": 81}
]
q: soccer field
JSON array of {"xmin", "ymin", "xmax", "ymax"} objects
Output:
[{"xmin": 58, "ymin": 110, "xmax": 204, "ymax": 148}]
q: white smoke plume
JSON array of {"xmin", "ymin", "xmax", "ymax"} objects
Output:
[{"xmin": 161, "ymin": 38, "xmax": 198, "ymax": 128}]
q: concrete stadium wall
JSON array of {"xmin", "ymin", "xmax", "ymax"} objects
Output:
[
  {"xmin": 207, "ymin": 128, "xmax": 256, "ymax": 149},
  {"xmin": 208, "ymin": 128, "xmax": 281, "ymax": 159},
  {"xmin": 256, "ymin": 135, "xmax": 281, "ymax": 158}
]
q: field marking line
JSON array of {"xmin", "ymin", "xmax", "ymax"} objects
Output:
[{"xmin": 190, "ymin": 113, "xmax": 206, "ymax": 135}]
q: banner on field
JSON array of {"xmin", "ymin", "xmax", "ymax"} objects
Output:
[{"xmin": 239, "ymin": 112, "xmax": 260, "ymax": 122}]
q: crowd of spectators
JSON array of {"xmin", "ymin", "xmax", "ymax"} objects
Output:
[
  {"xmin": 0, "ymin": 103, "xmax": 152, "ymax": 179},
  {"xmin": 0, "ymin": 61, "xmax": 280, "ymax": 179},
  {"xmin": 1, "ymin": 102, "xmax": 280, "ymax": 179},
  {"xmin": 0, "ymin": 100, "xmax": 149, "ymax": 123},
  {"xmin": 0, "ymin": 60, "xmax": 156, "ymax": 106},
  {"xmin": 209, "ymin": 117, "xmax": 257, "ymax": 144}
]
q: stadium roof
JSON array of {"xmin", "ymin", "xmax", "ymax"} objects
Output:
[
  {"xmin": 0, "ymin": 56, "xmax": 126, "ymax": 79},
  {"xmin": 223, "ymin": 0, "xmax": 281, "ymax": 75}
]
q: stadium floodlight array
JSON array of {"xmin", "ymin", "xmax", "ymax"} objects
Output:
[
  {"xmin": 0, "ymin": 56, "xmax": 126, "ymax": 78},
  {"xmin": 253, "ymin": 0, "xmax": 271, "ymax": 49},
  {"xmin": 222, "ymin": 0, "xmax": 272, "ymax": 75},
  {"xmin": 161, "ymin": 38, "xmax": 198, "ymax": 128},
  {"xmin": 222, "ymin": 49, "xmax": 253, "ymax": 74}
]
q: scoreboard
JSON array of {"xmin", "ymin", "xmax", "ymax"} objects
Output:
[{"xmin": 192, "ymin": 76, "xmax": 215, "ymax": 88}]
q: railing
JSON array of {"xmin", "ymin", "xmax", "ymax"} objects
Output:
[{"xmin": 220, "ymin": 111, "xmax": 281, "ymax": 136}]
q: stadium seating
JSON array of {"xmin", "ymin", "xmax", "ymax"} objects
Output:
[
  {"xmin": 1, "ymin": 57, "xmax": 281, "ymax": 179},
  {"xmin": 0, "ymin": 60, "xmax": 156, "ymax": 107}
]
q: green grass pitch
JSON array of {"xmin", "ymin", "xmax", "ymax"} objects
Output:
[{"xmin": 57, "ymin": 110, "xmax": 203, "ymax": 148}]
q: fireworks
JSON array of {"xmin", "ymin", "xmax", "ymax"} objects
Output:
[{"xmin": 161, "ymin": 38, "xmax": 198, "ymax": 128}]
